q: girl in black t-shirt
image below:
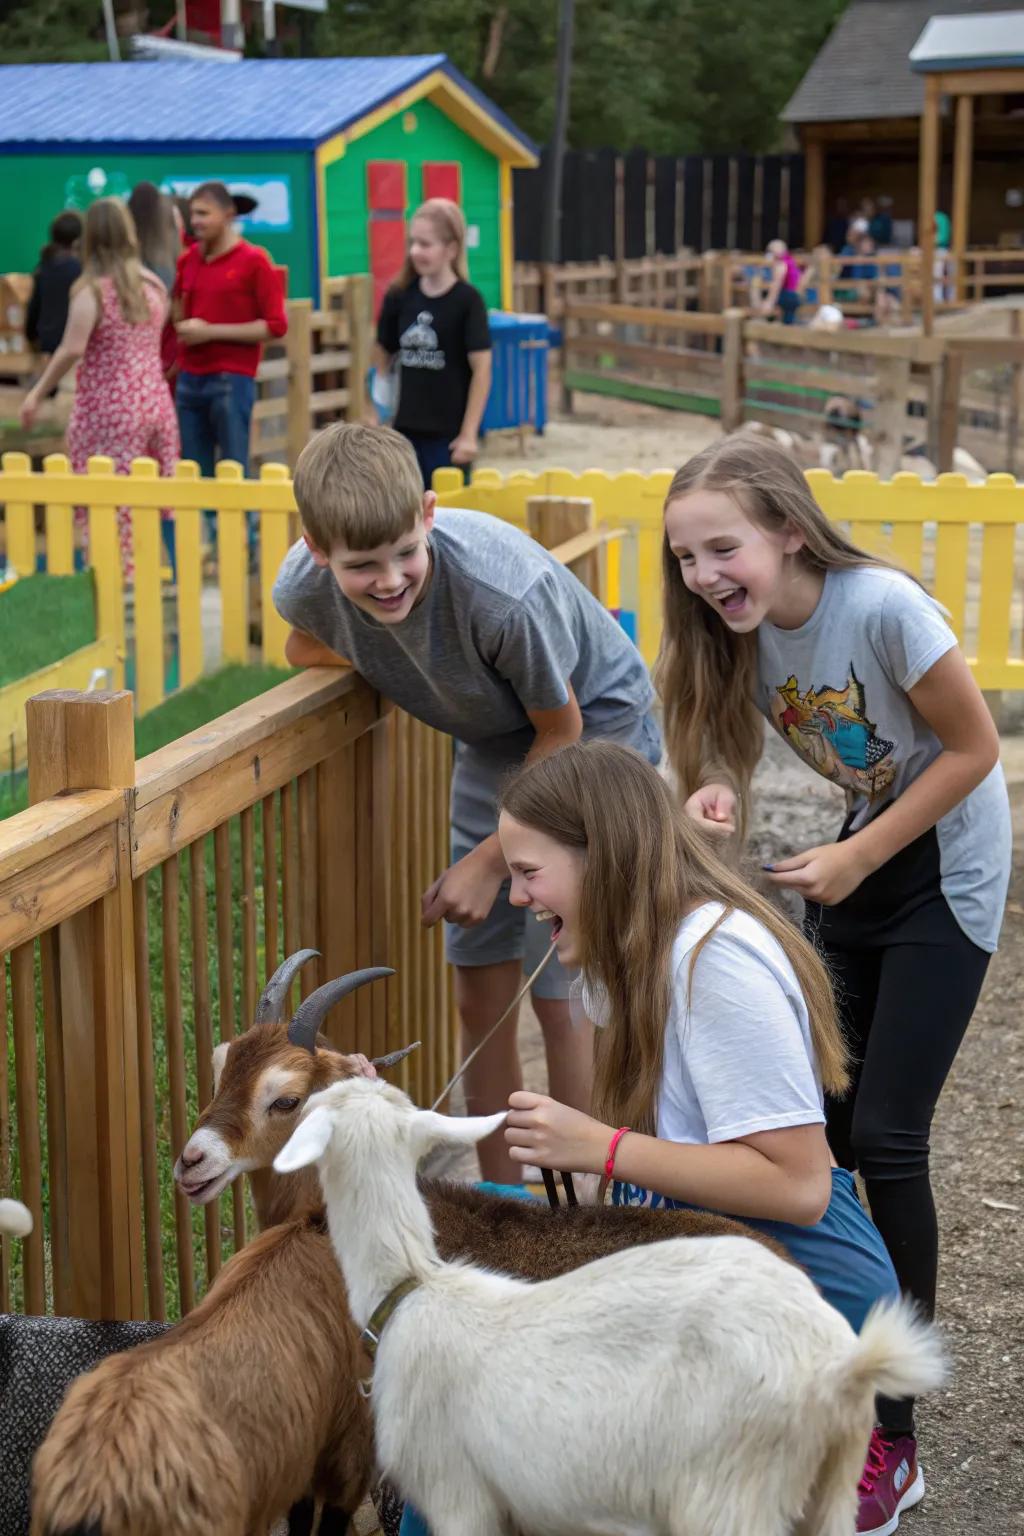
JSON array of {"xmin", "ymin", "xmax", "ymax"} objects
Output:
[{"xmin": 375, "ymin": 198, "xmax": 492, "ymax": 488}]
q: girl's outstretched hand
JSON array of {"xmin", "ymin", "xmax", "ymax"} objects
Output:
[
  {"xmin": 505, "ymin": 1091, "xmax": 610, "ymax": 1174},
  {"xmin": 764, "ymin": 840, "xmax": 871, "ymax": 905},
  {"xmin": 683, "ymin": 782, "xmax": 738, "ymax": 837}
]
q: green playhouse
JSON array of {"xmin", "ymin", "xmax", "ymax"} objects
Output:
[{"xmin": 0, "ymin": 56, "xmax": 538, "ymax": 310}]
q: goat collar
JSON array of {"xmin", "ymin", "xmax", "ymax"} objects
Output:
[{"xmin": 358, "ymin": 1277, "xmax": 421, "ymax": 1396}]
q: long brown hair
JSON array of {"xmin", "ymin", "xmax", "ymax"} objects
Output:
[
  {"xmin": 127, "ymin": 181, "xmax": 179, "ymax": 283},
  {"xmin": 656, "ymin": 433, "xmax": 902, "ymax": 820},
  {"xmin": 74, "ymin": 197, "xmax": 155, "ymax": 326},
  {"xmin": 393, "ymin": 198, "xmax": 469, "ymax": 290},
  {"xmin": 499, "ymin": 740, "xmax": 848, "ymax": 1135}
]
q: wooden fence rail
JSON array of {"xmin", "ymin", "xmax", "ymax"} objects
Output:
[
  {"xmin": 560, "ymin": 300, "xmax": 1024, "ymax": 478},
  {"xmin": 516, "ymin": 247, "xmax": 1024, "ymax": 329},
  {"xmin": 0, "ymin": 672, "xmax": 451, "ymax": 1321}
]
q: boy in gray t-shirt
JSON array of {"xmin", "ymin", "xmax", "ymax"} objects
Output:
[{"xmin": 272, "ymin": 423, "xmax": 659, "ymax": 1183}]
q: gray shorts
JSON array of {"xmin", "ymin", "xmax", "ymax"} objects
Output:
[{"xmin": 445, "ymin": 713, "xmax": 662, "ymax": 999}]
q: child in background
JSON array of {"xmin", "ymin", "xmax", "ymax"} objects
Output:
[
  {"xmin": 498, "ymin": 740, "xmax": 902, "ymax": 1530},
  {"xmin": 25, "ymin": 211, "xmax": 82, "ymax": 362},
  {"xmin": 374, "ymin": 199, "xmax": 492, "ymax": 488},
  {"xmin": 658, "ymin": 432, "xmax": 1009, "ymax": 1535}
]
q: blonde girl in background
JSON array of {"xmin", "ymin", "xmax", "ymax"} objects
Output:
[{"xmin": 374, "ymin": 198, "xmax": 492, "ymax": 488}]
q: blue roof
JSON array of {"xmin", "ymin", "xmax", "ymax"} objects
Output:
[{"xmin": 0, "ymin": 56, "xmax": 537, "ymax": 158}]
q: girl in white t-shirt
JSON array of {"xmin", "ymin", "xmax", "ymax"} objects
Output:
[{"xmin": 498, "ymin": 740, "xmax": 905, "ymax": 1527}]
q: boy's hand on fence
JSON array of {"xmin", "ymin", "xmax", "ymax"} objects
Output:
[
  {"xmin": 763, "ymin": 840, "xmax": 870, "ymax": 906},
  {"xmin": 449, "ymin": 432, "xmax": 478, "ymax": 465},
  {"xmin": 421, "ymin": 848, "xmax": 505, "ymax": 928},
  {"xmin": 683, "ymin": 783, "xmax": 738, "ymax": 838},
  {"xmin": 505, "ymin": 1091, "xmax": 609, "ymax": 1176}
]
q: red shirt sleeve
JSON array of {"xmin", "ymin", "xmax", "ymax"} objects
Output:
[{"xmin": 252, "ymin": 250, "xmax": 288, "ymax": 338}]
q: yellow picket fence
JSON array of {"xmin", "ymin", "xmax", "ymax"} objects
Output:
[
  {"xmin": 3, "ymin": 455, "xmax": 1024, "ymax": 733},
  {"xmin": 434, "ymin": 465, "xmax": 1024, "ymax": 690}
]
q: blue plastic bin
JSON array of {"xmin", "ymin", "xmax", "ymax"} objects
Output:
[{"xmin": 482, "ymin": 311, "xmax": 549, "ymax": 437}]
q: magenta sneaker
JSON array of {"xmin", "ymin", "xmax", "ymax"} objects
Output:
[{"xmin": 856, "ymin": 1428, "xmax": 925, "ymax": 1535}]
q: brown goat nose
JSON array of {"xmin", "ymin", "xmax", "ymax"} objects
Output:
[{"xmin": 179, "ymin": 1146, "xmax": 205, "ymax": 1170}]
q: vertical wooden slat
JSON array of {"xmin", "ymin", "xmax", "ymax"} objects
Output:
[
  {"xmin": 39, "ymin": 931, "xmax": 70, "ymax": 1315},
  {"xmin": 1, "ymin": 450, "xmax": 36, "ymax": 577},
  {"xmin": 0, "ymin": 953, "xmax": 10, "ymax": 1312},
  {"xmin": 261, "ymin": 792, "xmax": 280, "ymax": 981},
  {"xmin": 162, "ymin": 855, "xmax": 195, "ymax": 1314},
  {"xmin": 354, "ymin": 733, "xmax": 375, "ymax": 1056},
  {"xmin": 978, "ymin": 522, "xmax": 1015, "ymax": 678},
  {"xmin": 423, "ymin": 722, "xmax": 439, "ymax": 1105},
  {"xmin": 392, "ymin": 717, "xmax": 412, "ymax": 1091},
  {"xmin": 317, "ymin": 751, "xmax": 355, "ymax": 1047},
  {"xmin": 281, "ymin": 779, "xmax": 301, "ymax": 994},
  {"xmin": 260, "ymin": 477, "xmax": 293, "ymax": 668},
  {"xmin": 11, "ymin": 943, "xmax": 44, "ymax": 1313},
  {"xmin": 890, "ymin": 523, "xmax": 924, "ymax": 579},
  {"xmin": 240, "ymin": 808, "xmax": 258, "ymax": 1030},
  {"xmin": 43, "ymin": 453, "xmax": 74, "ymax": 575},
  {"xmin": 371, "ymin": 718, "xmax": 391, "ymax": 1061},
  {"xmin": 189, "ymin": 837, "xmax": 220, "ymax": 1286},
  {"xmin": 213, "ymin": 822, "xmax": 246, "ymax": 1251},
  {"xmin": 297, "ymin": 769, "xmax": 320, "ymax": 998},
  {"xmin": 132, "ymin": 463, "xmax": 166, "ymax": 716},
  {"xmin": 409, "ymin": 722, "xmax": 425, "ymax": 1106},
  {"xmin": 436, "ymin": 731, "xmax": 451, "ymax": 1093},
  {"xmin": 217, "ymin": 464, "xmax": 249, "ymax": 666},
  {"xmin": 133, "ymin": 877, "xmax": 166, "ymax": 1321},
  {"xmin": 175, "ymin": 466, "xmax": 204, "ymax": 690}
]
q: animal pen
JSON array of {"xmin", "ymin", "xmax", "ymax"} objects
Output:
[{"xmin": 4, "ymin": 458, "xmax": 1024, "ymax": 1322}]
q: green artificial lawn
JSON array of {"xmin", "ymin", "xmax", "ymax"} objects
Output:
[{"xmin": 0, "ymin": 572, "xmax": 97, "ymax": 688}]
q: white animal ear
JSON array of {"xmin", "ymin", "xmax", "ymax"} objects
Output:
[
  {"xmin": 412, "ymin": 1109, "xmax": 508, "ymax": 1155},
  {"xmin": 274, "ymin": 1106, "xmax": 333, "ymax": 1173},
  {"xmin": 211, "ymin": 1041, "xmax": 230, "ymax": 1093}
]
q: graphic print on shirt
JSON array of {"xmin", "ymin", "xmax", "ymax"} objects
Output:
[
  {"xmin": 399, "ymin": 311, "xmax": 445, "ymax": 371},
  {"xmin": 770, "ymin": 666, "xmax": 896, "ymax": 798}
]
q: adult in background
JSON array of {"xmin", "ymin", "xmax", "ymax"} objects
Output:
[
  {"xmin": 374, "ymin": 198, "xmax": 492, "ymax": 488},
  {"xmin": 19, "ymin": 197, "xmax": 179, "ymax": 579},
  {"xmin": 25, "ymin": 211, "xmax": 82, "ymax": 362},
  {"xmin": 172, "ymin": 181, "xmax": 287, "ymax": 488}
]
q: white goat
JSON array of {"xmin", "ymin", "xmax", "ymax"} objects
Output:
[
  {"xmin": 0, "ymin": 1199, "xmax": 33, "ymax": 1237},
  {"xmin": 276, "ymin": 1078, "xmax": 947, "ymax": 1536}
]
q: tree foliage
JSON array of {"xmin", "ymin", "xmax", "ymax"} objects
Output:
[{"xmin": 0, "ymin": 0, "xmax": 848, "ymax": 151}]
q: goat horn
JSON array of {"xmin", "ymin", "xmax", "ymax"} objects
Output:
[
  {"xmin": 255, "ymin": 949, "xmax": 321, "ymax": 1024},
  {"xmin": 287, "ymin": 968, "xmax": 396, "ymax": 1054},
  {"xmin": 371, "ymin": 1041, "xmax": 421, "ymax": 1069}
]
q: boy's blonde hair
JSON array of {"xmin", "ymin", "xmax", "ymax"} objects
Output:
[{"xmin": 293, "ymin": 423, "xmax": 425, "ymax": 553}]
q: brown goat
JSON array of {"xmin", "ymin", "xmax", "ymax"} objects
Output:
[{"xmin": 30, "ymin": 1216, "xmax": 372, "ymax": 1536}]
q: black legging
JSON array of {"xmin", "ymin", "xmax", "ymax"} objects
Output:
[
  {"xmin": 817, "ymin": 908, "xmax": 989, "ymax": 1434},
  {"xmin": 806, "ymin": 824, "xmax": 992, "ymax": 1436}
]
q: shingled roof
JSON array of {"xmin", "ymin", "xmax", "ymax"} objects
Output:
[{"xmin": 782, "ymin": 0, "xmax": 1021, "ymax": 123}]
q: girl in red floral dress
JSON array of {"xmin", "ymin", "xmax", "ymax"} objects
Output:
[{"xmin": 21, "ymin": 197, "xmax": 179, "ymax": 578}]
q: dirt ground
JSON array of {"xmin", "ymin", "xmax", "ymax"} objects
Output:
[{"xmin": 476, "ymin": 394, "xmax": 721, "ymax": 476}]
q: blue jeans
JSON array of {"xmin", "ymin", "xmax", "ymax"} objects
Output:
[
  {"xmin": 176, "ymin": 370, "xmax": 256, "ymax": 551},
  {"xmin": 401, "ymin": 432, "xmax": 472, "ymax": 491}
]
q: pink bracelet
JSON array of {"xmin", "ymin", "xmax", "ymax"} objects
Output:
[{"xmin": 604, "ymin": 1126, "xmax": 631, "ymax": 1179}]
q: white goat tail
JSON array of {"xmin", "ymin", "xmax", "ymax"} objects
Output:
[
  {"xmin": 0, "ymin": 1199, "xmax": 33, "ymax": 1238},
  {"xmin": 841, "ymin": 1297, "xmax": 947, "ymax": 1405}
]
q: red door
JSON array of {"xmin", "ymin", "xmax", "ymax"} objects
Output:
[{"xmin": 367, "ymin": 160, "xmax": 407, "ymax": 315}]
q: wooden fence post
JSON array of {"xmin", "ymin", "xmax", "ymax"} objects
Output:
[
  {"xmin": 26, "ymin": 689, "xmax": 144, "ymax": 1320},
  {"xmin": 721, "ymin": 308, "xmax": 745, "ymax": 431},
  {"xmin": 286, "ymin": 298, "xmax": 313, "ymax": 467},
  {"xmin": 345, "ymin": 274, "xmax": 373, "ymax": 424},
  {"xmin": 527, "ymin": 496, "xmax": 599, "ymax": 596},
  {"xmin": 1008, "ymin": 309, "xmax": 1023, "ymax": 480},
  {"xmin": 874, "ymin": 355, "xmax": 911, "ymax": 480},
  {"xmin": 937, "ymin": 351, "xmax": 963, "ymax": 474}
]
